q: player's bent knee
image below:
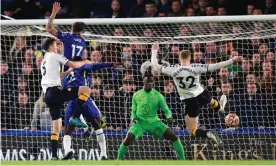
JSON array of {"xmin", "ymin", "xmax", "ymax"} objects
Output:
[{"xmin": 78, "ymin": 86, "xmax": 91, "ymax": 95}]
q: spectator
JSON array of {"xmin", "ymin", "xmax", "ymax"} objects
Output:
[
  {"xmin": 247, "ymin": 4, "xmax": 255, "ymax": 15},
  {"xmin": 113, "ymin": 27, "xmax": 124, "ymax": 36},
  {"xmin": 162, "ymin": 80, "xmax": 184, "ymax": 130},
  {"xmin": 218, "ymin": 67, "xmax": 230, "ymax": 84},
  {"xmin": 192, "ymin": 51, "xmax": 205, "ymax": 64},
  {"xmin": 9, "ymin": 36, "xmax": 27, "ymax": 66},
  {"xmin": 260, "ymin": 61, "xmax": 276, "ymax": 93},
  {"xmin": 21, "ymin": 62, "xmax": 40, "ymax": 101},
  {"xmin": 191, "ymin": 42, "xmax": 202, "ymax": 53},
  {"xmin": 91, "ymin": 50, "xmax": 102, "ymax": 63},
  {"xmin": 259, "ymin": 44, "xmax": 269, "ymax": 57},
  {"xmin": 196, "ymin": 0, "xmax": 208, "ymax": 16},
  {"xmin": 186, "ymin": 7, "xmax": 195, "ymax": 16},
  {"xmin": 239, "ymin": 84, "xmax": 268, "ymax": 128},
  {"xmin": 264, "ymin": 0, "xmax": 276, "ymax": 14},
  {"xmin": 179, "ymin": 26, "xmax": 191, "ymax": 36},
  {"xmin": 190, "ymin": 0, "xmax": 199, "ymax": 11},
  {"xmin": 158, "ymin": 0, "xmax": 171, "ymax": 13},
  {"xmin": 253, "ymin": 8, "xmax": 263, "ymax": 15},
  {"xmin": 168, "ymin": 0, "xmax": 184, "ymax": 17},
  {"xmin": 205, "ymin": 42, "xmax": 218, "ymax": 62},
  {"xmin": 164, "ymin": 46, "xmax": 180, "ymax": 64},
  {"xmin": 35, "ymin": 56, "xmax": 43, "ymax": 72},
  {"xmin": 219, "ymin": 81, "xmax": 233, "ymax": 99},
  {"xmin": 92, "ymin": 74, "xmax": 103, "ymax": 87},
  {"xmin": 90, "ymin": 85, "xmax": 101, "ymax": 101},
  {"xmin": 219, "ymin": 42, "xmax": 229, "ymax": 61},
  {"xmin": 129, "ymin": 0, "xmax": 145, "ymax": 17},
  {"xmin": 122, "ymin": 53, "xmax": 139, "ymax": 71},
  {"xmin": 252, "ymin": 53, "xmax": 262, "ymax": 74},
  {"xmin": 118, "ymin": 80, "xmax": 135, "ymax": 128},
  {"xmin": 143, "ymin": 0, "xmax": 159, "ymax": 17},
  {"xmin": 99, "ymin": 85, "xmax": 121, "ymax": 130},
  {"xmin": 12, "ymin": 91, "xmax": 32, "ymax": 129},
  {"xmin": 265, "ymin": 52, "xmax": 275, "ymax": 62},
  {"xmin": 31, "ymin": 93, "xmax": 51, "ymax": 131},
  {"xmin": 217, "ymin": 6, "xmax": 226, "ymax": 16},
  {"xmin": 143, "ymin": 28, "xmax": 154, "ymax": 37},
  {"xmin": 206, "ymin": 5, "xmax": 216, "ymax": 16},
  {"xmin": 107, "ymin": 0, "xmax": 126, "ymax": 18}
]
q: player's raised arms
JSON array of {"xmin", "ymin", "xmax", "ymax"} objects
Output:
[{"xmin": 45, "ymin": 2, "xmax": 60, "ymax": 37}]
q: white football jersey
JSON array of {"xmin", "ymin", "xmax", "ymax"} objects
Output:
[
  {"xmin": 41, "ymin": 52, "xmax": 69, "ymax": 93},
  {"xmin": 161, "ymin": 64, "xmax": 209, "ymax": 100}
]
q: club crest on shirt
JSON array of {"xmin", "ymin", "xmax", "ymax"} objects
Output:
[{"xmin": 150, "ymin": 98, "xmax": 155, "ymax": 102}]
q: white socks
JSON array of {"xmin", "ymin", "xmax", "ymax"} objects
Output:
[
  {"xmin": 80, "ymin": 114, "xmax": 88, "ymax": 132},
  {"xmin": 63, "ymin": 135, "xmax": 72, "ymax": 154},
  {"xmin": 95, "ymin": 129, "xmax": 107, "ymax": 158}
]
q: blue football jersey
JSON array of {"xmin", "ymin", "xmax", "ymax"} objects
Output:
[
  {"xmin": 62, "ymin": 63, "xmax": 113, "ymax": 88},
  {"xmin": 57, "ymin": 30, "xmax": 86, "ymax": 60}
]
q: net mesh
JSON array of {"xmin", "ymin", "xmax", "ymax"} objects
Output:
[{"xmin": 1, "ymin": 19, "xmax": 276, "ymax": 160}]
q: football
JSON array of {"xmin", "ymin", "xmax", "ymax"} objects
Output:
[{"xmin": 225, "ymin": 113, "xmax": 240, "ymax": 127}]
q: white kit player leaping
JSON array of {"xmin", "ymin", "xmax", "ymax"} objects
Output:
[{"xmin": 151, "ymin": 42, "xmax": 243, "ymax": 145}]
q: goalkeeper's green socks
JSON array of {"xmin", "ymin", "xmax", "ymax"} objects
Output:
[
  {"xmin": 117, "ymin": 143, "xmax": 128, "ymax": 160},
  {"xmin": 172, "ymin": 139, "xmax": 186, "ymax": 160}
]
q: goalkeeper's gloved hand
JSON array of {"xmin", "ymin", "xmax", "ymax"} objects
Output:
[
  {"xmin": 100, "ymin": 116, "xmax": 107, "ymax": 129},
  {"xmin": 166, "ymin": 117, "xmax": 174, "ymax": 124}
]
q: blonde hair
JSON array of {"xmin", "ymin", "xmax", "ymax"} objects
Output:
[{"xmin": 179, "ymin": 50, "xmax": 191, "ymax": 60}]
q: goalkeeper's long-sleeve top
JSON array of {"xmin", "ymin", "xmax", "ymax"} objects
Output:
[{"xmin": 131, "ymin": 88, "xmax": 172, "ymax": 124}]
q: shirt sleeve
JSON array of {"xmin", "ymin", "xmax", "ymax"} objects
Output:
[
  {"xmin": 191, "ymin": 64, "xmax": 209, "ymax": 74},
  {"xmin": 82, "ymin": 63, "xmax": 113, "ymax": 70},
  {"xmin": 57, "ymin": 30, "xmax": 70, "ymax": 42},
  {"xmin": 159, "ymin": 93, "xmax": 172, "ymax": 119},
  {"xmin": 131, "ymin": 93, "xmax": 137, "ymax": 120},
  {"xmin": 161, "ymin": 65, "xmax": 175, "ymax": 76},
  {"xmin": 55, "ymin": 54, "xmax": 69, "ymax": 65}
]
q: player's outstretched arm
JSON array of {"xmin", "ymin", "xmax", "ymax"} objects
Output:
[
  {"xmin": 66, "ymin": 61, "xmax": 86, "ymax": 69},
  {"xmin": 151, "ymin": 42, "xmax": 162, "ymax": 72},
  {"xmin": 45, "ymin": 2, "xmax": 60, "ymax": 37},
  {"xmin": 208, "ymin": 56, "xmax": 243, "ymax": 72},
  {"xmin": 82, "ymin": 62, "xmax": 124, "ymax": 71}
]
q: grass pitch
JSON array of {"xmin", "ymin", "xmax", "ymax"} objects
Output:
[{"xmin": 1, "ymin": 160, "xmax": 276, "ymax": 166}]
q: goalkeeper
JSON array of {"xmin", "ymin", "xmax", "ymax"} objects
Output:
[{"xmin": 117, "ymin": 74, "xmax": 185, "ymax": 160}]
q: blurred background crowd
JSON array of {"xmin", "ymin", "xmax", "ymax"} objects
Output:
[
  {"xmin": 2, "ymin": 0, "xmax": 276, "ymax": 19},
  {"xmin": 1, "ymin": 0, "xmax": 276, "ymax": 132}
]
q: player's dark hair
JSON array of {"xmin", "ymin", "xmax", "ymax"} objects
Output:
[
  {"xmin": 180, "ymin": 50, "xmax": 191, "ymax": 60},
  {"xmin": 72, "ymin": 22, "xmax": 86, "ymax": 33},
  {"xmin": 72, "ymin": 56, "xmax": 83, "ymax": 61},
  {"xmin": 145, "ymin": 0, "xmax": 156, "ymax": 6},
  {"xmin": 43, "ymin": 38, "xmax": 56, "ymax": 51}
]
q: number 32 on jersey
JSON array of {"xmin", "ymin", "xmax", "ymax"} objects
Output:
[{"xmin": 176, "ymin": 76, "xmax": 196, "ymax": 89}]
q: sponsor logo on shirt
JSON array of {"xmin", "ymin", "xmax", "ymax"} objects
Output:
[{"xmin": 150, "ymin": 98, "xmax": 155, "ymax": 102}]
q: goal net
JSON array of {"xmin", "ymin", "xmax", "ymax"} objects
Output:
[{"xmin": 1, "ymin": 15, "xmax": 276, "ymax": 161}]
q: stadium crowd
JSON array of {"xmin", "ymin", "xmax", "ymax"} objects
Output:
[{"xmin": 1, "ymin": 0, "xmax": 276, "ymax": 132}]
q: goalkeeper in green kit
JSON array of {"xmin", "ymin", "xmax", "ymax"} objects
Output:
[{"xmin": 117, "ymin": 74, "xmax": 185, "ymax": 160}]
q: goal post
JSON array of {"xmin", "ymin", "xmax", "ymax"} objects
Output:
[{"xmin": 1, "ymin": 15, "xmax": 276, "ymax": 161}]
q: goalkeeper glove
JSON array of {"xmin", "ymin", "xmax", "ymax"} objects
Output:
[
  {"xmin": 100, "ymin": 116, "xmax": 107, "ymax": 129},
  {"xmin": 166, "ymin": 117, "xmax": 174, "ymax": 124}
]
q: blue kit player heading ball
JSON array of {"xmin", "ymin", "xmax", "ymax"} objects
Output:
[
  {"xmin": 61, "ymin": 56, "xmax": 123, "ymax": 160},
  {"xmin": 46, "ymin": 2, "xmax": 86, "ymax": 71}
]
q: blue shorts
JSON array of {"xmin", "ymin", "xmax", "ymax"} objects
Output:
[{"xmin": 64, "ymin": 98, "xmax": 102, "ymax": 126}]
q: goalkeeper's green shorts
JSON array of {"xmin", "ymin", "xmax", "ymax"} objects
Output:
[{"xmin": 128, "ymin": 121, "xmax": 169, "ymax": 140}]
